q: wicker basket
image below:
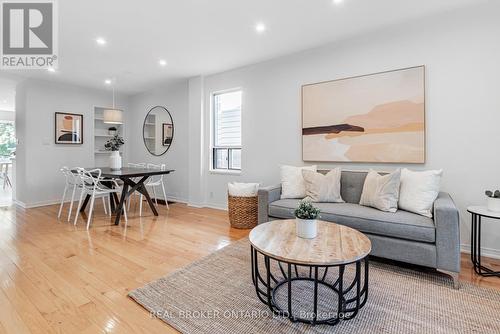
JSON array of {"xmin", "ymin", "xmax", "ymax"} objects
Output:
[{"xmin": 228, "ymin": 194, "xmax": 258, "ymax": 229}]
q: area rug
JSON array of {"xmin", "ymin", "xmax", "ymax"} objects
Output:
[{"xmin": 129, "ymin": 239, "xmax": 500, "ymax": 334}]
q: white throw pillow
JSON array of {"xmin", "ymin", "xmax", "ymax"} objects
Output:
[
  {"xmin": 359, "ymin": 169, "xmax": 401, "ymax": 213},
  {"xmin": 280, "ymin": 165, "xmax": 317, "ymax": 199},
  {"xmin": 227, "ymin": 182, "xmax": 259, "ymax": 197},
  {"xmin": 399, "ymin": 168, "xmax": 442, "ymax": 218},
  {"xmin": 302, "ymin": 168, "xmax": 344, "ymax": 203}
]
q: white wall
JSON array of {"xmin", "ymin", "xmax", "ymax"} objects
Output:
[
  {"xmin": 187, "ymin": 76, "xmax": 207, "ymax": 206},
  {"xmin": 188, "ymin": 3, "xmax": 500, "ymax": 255},
  {"xmin": 126, "ymin": 80, "xmax": 189, "ymax": 203},
  {"xmin": 15, "ymin": 79, "xmax": 129, "ymax": 207}
]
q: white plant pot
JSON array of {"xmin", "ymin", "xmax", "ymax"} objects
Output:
[
  {"xmin": 295, "ymin": 218, "xmax": 317, "ymax": 239},
  {"xmin": 487, "ymin": 197, "xmax": 500, "ymax": 212},
  {"xmin": 109, "ymin": 151, "xmax": 122, "ymax": 170}
]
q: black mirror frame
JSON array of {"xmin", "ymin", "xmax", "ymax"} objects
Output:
[{"xmin": 142, "ymin": 106, "xmax": 174, "ymax": 156}]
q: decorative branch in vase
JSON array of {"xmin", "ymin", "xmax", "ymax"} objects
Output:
[{"xmin": 105, "ymin": 135, "xmax": 125, "ymax": 170}]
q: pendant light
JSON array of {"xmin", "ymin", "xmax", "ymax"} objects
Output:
[{"xmin": 103, "ymin": 82, "xmax": 123, "ymax": 124}]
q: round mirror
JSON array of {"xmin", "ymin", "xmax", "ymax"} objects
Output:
[{"xmin": 143, "ymin": 106, "xmax": 174, "ymax": 156}]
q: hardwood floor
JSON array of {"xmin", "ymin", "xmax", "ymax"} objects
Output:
[{"xmin": 0, "ymin": 201, "xmax": 498, "ymax": 333}]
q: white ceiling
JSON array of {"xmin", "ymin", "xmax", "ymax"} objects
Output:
[{"xmin": 0, "ymin": 0, "xmax": 486, "ymax": 94}]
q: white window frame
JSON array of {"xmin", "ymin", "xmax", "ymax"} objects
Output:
[{"xmin": 210, "ymin": 88, "xmax": 242, "ymax": 174}]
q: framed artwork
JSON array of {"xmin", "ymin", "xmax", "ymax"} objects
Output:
[
  {"xmin": 55, "ymin": 112, "xmax": 83, "ymax": 144},
  {"xmin": 302, "ymin": 66, "xmax": 425, "ymax": 163},
  {"xmin": 162, "ymin": 123, "xmax": 173, "ymax": 146}
]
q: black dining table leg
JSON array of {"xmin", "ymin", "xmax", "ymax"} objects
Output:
[
  {"xmin": 113, "ymin": 176, "xmax": 159, "ymax": 225},
  {"xmin": 108, "ymin": 192, "xmax": 117, "ymax": 212},
  {"xmin": 114, "ymin": 182, "xmax": 129, "ymax": 225},
  {"xmin": 111, "ymin": 193, "xmax": 119, "ymax": 211},
  {"xmin": 126, "ymin": 176, "xmax": 159, "ymax": 216},
  {"xmin": 80, "ymin": 195, "xmax": 91, "ymax": 212}
]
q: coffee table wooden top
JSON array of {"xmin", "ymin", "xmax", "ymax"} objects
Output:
[{"xmin": 249, "ymin": 220, "xmax": 371, "ymax": 266}]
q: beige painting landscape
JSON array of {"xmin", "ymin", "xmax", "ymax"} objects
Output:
[{"xmin": 302, "ymin": 66, "xmax": 425, "ymax": 163}]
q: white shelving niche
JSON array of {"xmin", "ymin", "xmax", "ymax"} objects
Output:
[{"xmin": 93, "ymin": 106, "xmax": 125, "ymax": 166}]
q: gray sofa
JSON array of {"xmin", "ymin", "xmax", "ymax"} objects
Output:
[{"xmin": 258, "ymin": 170, "xmax": 460, "ymax": 288}]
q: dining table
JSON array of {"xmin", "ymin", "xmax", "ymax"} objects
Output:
[{"xmin": 77, "ymin": 167, "xmax": 175, "ymax": 225}]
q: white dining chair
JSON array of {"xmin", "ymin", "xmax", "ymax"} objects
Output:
[
  {"xmin": 58, "ymin": 167, "xmax": 108, "ymax": 222},
  {"xmin": 73, "ymin": 168, "xmax": 127, "ymax": 229},
  {"xmin": 138, "ymin": 163, "xmax": 168, "ymax": 216},
  {"xmin": 59, "ymin": 167, "xmax": 80, "ymax": 221}
]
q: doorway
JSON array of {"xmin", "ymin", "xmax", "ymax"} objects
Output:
[{"xmin": 0, "ymin": 92, "xmax": 15, "ymax": 206}]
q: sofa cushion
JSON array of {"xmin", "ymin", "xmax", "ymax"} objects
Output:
[
  {"xmin": 399, "ymin": 168, "xmax": 443, "ymax": 218},
  {"xmin": 303, "ymin": 168, "xmax": 344, "ymax": 203},
  {"xmin": 340, "ymin": 171, "xmax": 368, "ymax": 204},
  {"xmin": 359, "ymin": 169, "xmax": 400, "ymax": 212},
  {"xmin": 268, "ymin": 200, "xmax": 435, "ymax": 243},
  {"xmin": 280, "ymin": 165, "xmax": 317, "ymax": 199}
]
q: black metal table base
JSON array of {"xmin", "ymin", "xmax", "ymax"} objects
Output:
[
  {"xmin": 79, "ymin": 176, "xmax": 159, "ymax": 225},
  {"xmin": 470, "ymin": 213, "xmax": 500, "ymax": 277},
  {"xmin": 251, "ymin": 246, "xmax": 368, "ymax": 326}
]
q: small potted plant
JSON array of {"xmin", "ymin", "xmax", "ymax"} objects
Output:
[
  {"xmin": 485, "ymin": 190, "xmax": 500, "ymax": 212},
  {"xmin": 108, "ymin": 126, "xmax": 117, "ymax": 136},
  {"xmin": 104, "ymin": 135, "xmax": 125, "ymax": 170},
  {"xmin": 294, "ymin": 201, "xmax": 321, "ymax": 239}
]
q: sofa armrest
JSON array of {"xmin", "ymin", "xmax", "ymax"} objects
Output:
[
  {"xmin": 434, "ymin": 192, "xmax": 461, "ymax": 273},
  {"xmin": 258, "ymin": 185, "xmax": 282, "ymax": 224}
]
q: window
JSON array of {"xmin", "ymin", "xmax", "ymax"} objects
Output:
[{"xmin": 212, "ymin": 90, "xmax": 242, "ymax": 171}]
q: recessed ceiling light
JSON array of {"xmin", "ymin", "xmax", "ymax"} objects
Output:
[
  {"xmin": 96, "ymin": 37, "xmax": 107, "ymax": 45},
  {"xmin": 332, "ymin": 0, "xmax": 344, "ymax": 5},
  {"xmin": 104, "ymin": 79, "xmax": 112, "ymax": 85},
  {"xmin": 159, "ymin": 59, "xmax": 167, "ymax": 67},
  {"xmin": 255, "ymin": 22, "xmax": 266, "ymax": 34},
  {"xmin": 47, "ymin": 67, "xmax": 56, "ymax": 72},
  {"xmin": 1, "ymin": 100, "xmax": 6, "ymax": 104}
]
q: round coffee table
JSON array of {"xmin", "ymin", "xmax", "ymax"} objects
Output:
[{"xmin": 249, "ymin": 219, "xmax": 371, "ymax": 326}]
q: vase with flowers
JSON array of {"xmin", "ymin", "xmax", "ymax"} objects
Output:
[{"xmin": 104, "ymin": 135, "xmax": 125, "ymax": 170}]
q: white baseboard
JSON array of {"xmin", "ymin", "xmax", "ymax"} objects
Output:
[
  {"xmin": 16, "ymin": 199, "xmax": 61, "ymax": 209},
  {"xmin": 461, "ymin": 244, "xmax": 500, "ymax": 260},
  {"xmin": 187, "ymin": 201, "xmax": 227, "ymax": 211},
  {"xmin": 187, "ymin": 202, "xmax": 204, "ymax": 208},
  {"xmin": 164, "ymin": 196, "xmax": 188, "ymax": 204},
  {"xmin": 204, "ymin": 202, "xmax": 228, "ymax": 211},
  {"xmin": 14, "ymin": 200, "xmax": 27, "ymax": 208},
  {"xmin": 17, "ymin": 195, "xmax": 189, "ymax": 210}
]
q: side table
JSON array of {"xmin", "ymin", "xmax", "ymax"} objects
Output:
[{"xmin": 467, "ymin": 206, "xmax": 500, "ymax": 277}]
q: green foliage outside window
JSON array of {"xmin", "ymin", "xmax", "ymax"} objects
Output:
[{"xmin": 0, "ymin": 122, "xmax": 15, "ymax": 157}]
